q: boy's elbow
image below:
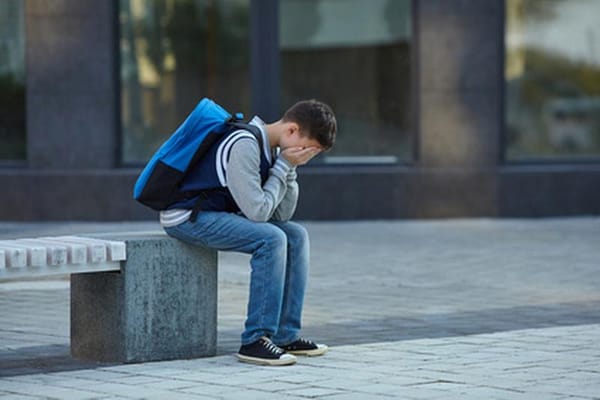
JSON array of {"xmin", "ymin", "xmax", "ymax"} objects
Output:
[{"xmin": 238, "ymin": 197, "xmax": 276, "ymax": 222}]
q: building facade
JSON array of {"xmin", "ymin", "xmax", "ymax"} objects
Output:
[{"xmin": 1, "ymin": 0, "xmax": 599, "ymax": 221}]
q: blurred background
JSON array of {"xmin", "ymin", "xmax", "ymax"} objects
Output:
[{"xmin": 1, "ymin": 0, "xmax": 599, "ymax": 220}]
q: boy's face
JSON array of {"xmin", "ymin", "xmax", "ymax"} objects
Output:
[
  {"xmin": 286, "ymin": 133, "xmax": 322, "ymax": 151},
  {"xmin": 280, "ymin": 123, "xmax": 323, "ymax": 151}
]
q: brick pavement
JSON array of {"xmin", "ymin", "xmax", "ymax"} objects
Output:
[
  {"xmin": 1, "ymin": 324, "xmax": 599, "ymax": 399},
  {"xmin": 1, "ymin": 218, "xmax": 599, "ymax": 399}
]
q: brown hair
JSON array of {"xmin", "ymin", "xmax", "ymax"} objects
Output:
[{"xmin": 282, "ymin": 99, "xmax": 337, "ymax": 150}]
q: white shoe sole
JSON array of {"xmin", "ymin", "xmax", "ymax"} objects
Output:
[
  {"xmin": 287, "ymin": 344, "xmax": 328, "ymax": 357},
  {"xmin": 236, "ymin": 353, "xmax": 297, "ymax": 366}
]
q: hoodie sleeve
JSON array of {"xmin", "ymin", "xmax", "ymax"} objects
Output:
[
  {"xmin": 226, "ymin": 137, "xmax": 294, "ymax": 222},
  {"xmin": 271, "ymin": 168, "xmax": 299, "ymax": 221}
]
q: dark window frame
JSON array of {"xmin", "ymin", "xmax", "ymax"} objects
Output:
[{"xmin": 0, "ymin": 0, "xmax": 27, "ymax": 166}]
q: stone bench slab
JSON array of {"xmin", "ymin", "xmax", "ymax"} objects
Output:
[{"xmin": 0, "ymin": 236, "xmax": 126, "ymax": 279}]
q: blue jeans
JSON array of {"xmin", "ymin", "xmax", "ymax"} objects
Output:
[{"xmin": 164, "ymin": 211, "xmax": 309, "ymax": 346}]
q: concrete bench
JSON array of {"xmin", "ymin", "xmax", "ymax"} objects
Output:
[{"xmin": 0, "ymin": 232, "xmax": 217, "ymax": 363}]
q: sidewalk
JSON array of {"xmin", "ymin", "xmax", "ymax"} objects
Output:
[{"xmin": 1, "ymin": 218, "xmax": 599, "ymax": 399}]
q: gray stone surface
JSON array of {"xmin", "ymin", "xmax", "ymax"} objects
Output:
[
  {"xmin": 71, "ymin": 233, "xmax": 218, "ymax": 363},
  {"xmin": 419, "ymin": 13, "xmax": 501, "ymax": 91},
  {"xmin": 417, "ymin": 0, "xmax": 502, "ymax": 168},
  {"xmin": 418, "ymin": 91, "xmax": 501, "ymax": 167},
  {"xmin": 25, "ymin": 0, "xmax": 118, "ymax": 169},
  {"xmin": 1, "ymin": 217, "xmax": 599, "ymax": 399}
]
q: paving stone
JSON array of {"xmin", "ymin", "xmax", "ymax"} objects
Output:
[
  {"xmin": 242, "ymin": 380, "xmax": 309, "ymax": 392},
  {"xmin": 461, "ymin": 388, "xmax": 530, "ymax": 400},
  {"xmin": 177, "ymin": 383, "xmax": 240, "ymax": 397},
  {"xmin": 282, "ymin": 386, "xmax": 346, "ymax": 398},
  {"xmin": 320, "ymin": 393, "xmax": 393, "ymax": 400},
  {"xmin": 0, "ymin": 380, "xmax": 102, "ymax": 399},
  {"xmin": 215, "ymin": 388, "xmax": 306, "ymax": 400},
  {"xmin": 382, "ymin": 385, "xmax": 448, "ymax": 399},
  {"xmin": 50, "ymin": 369, "xmax": 131, "ymax": 382},
  {"xmin": 143, "ymin": 392, "xmax": 219, "ymax": 400},
  {"xmin": 369, "ymin": 375, "xmax": 439, "ymax": 386},
  {"xmin": 0, "ymin": 394, "xmax": 48, "ymax": 400},
  {"xmin": 140, "ymin": 379, "xmax": 197, "ymax": 391},
  {"xmin": 145, "ymin": 371, "xmax": 219, "ymax": 383},
  {"xmin": 274, "ymin": 372, "xmax": 331, "ymax": 385}
]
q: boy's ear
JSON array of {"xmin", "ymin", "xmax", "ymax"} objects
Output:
[{"xmin": 286, "ymin": 122, "xmax": 300, "ymax": 136}]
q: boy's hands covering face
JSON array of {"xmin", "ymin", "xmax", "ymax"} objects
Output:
[{"xmin": 281, "ymin": 147, "xmax": 321, "ymax": 166}]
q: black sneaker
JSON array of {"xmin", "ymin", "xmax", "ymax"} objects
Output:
[
  {"xmin": 279, "ymin": 338, "xmax": 328, "ymax": 356},
  {"xmin": 236, "ymin": 336, "xmax": 297, "ymax": 366}
]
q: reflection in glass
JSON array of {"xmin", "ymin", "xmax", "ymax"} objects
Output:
[
  {"xmin": 0, "ymin": 0, "xmax": 26, "ymax": 160},
  {"xmin": 120, "ymin": 0, "xmax": 250, "ymax": 164},
  {"xmin": 506, "ymin": 0, "xmax": 600, "ymax": 159},
  {"xmin": 280, "ymin": 0, "xmax": 412, "ymax": 163}
]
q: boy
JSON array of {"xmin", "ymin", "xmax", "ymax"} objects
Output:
[{"xmin": 162, "ymin": 99, "xmax": 337, "ymax": 366}]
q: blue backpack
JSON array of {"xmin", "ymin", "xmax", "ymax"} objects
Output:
[{"xmin": 133, "ymin": 98, "xmax": 262, "ymax": 212}]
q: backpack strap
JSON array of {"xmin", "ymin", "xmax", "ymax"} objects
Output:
[
  {"xmin": 188, "ymin": 120, "xmax": 266, "ymax": 223},
  {"xmin": 227, "ymin": 121, "xmax": 264, "ymax": 152}
]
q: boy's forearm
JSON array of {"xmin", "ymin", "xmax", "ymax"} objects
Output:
[
  {"xmin": 272, "ymin": 171, "xmax": 298, "ymax": 221},
  {"xmin": 227, "ymin": 139, "xmax": 292, "ymax": 222}
]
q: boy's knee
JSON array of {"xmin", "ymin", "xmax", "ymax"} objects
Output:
[
  {"xmin": 284, "ymin": 222, "xmax": 309, "ymax": 245},
  {"xmin": 263, "ymin": 226, "xmax": 288, "ymax": 250}
]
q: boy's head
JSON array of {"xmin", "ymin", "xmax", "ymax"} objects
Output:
[{"xmin": 281, "ymin": 99, "xmax": 337, "ymax": 151}]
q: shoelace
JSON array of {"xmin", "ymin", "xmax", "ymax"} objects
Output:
[
  {"xmin": 261, "ymin": 338, "xmax": 284, "ymax": 355},
  {"xmin": 298, "ymin": 338, "xmax": 313, "ymax": 346}
]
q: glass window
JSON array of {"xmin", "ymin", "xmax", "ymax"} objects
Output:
[
  {"xmin": 0, "ymin": 0, "xmax": 26, "ymax": 161},
  {"xmin": 505, "ymin": 0, "xmax": 600, "ymax": 160},
  {"xmin": 279, "ymin": 0, "xmax": 412, "ymax": 164},
  {"xmin": 120, "ymin": 0, "xmax": 251, "ymax": 164}
]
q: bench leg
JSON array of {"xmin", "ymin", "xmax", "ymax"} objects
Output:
[{"xmin": 71, "ymin": 235, "xmax": 217, "ymax": 363}]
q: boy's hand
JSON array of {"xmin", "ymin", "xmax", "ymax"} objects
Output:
[{"xmin": 281, "ymin": 147, "xmax": 321, "ymax": 166}]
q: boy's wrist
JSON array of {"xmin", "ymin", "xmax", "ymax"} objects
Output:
[
  {"xmin": 287, "ymin": 168, "xmax": 297, "ymax": 182},
  {"xmin": 277, "ymin": 156, "xmax": 294, "ymax": 171},
  {"xmin": 271, "ymin": 156, "xmax": 293, "ymax": 180}
]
